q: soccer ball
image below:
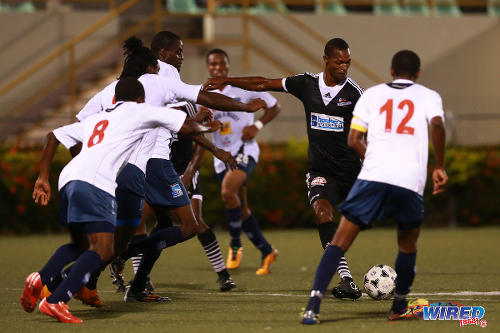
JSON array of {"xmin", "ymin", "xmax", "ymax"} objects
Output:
[{"xmin": 363, "ymin": 264, "xmax": 397, "ymax": 300}]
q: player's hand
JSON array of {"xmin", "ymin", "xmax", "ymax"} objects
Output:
[
  {"xmin": 214, "ymin": 148, "xmax": 238, "ymax": 170},
  {"xmin": 432, "ymin": 167, "xmax": 448, "ymax": 195},
  {"xmin": 202, "ymin": 77, "xmax": 227, "ymax": 91},
  {"xmin": 206, "ymin": 120, "xmax": 223, "ymax": 133},
  {"xmin": 33, "ymin": 177, "xmax": 51, "ymax": 206},
  {"xmin": 242, "ymin": 125, "xmax": 259, "ymax": 141},
  {"xmin": 246, "ymin": 98, "xmax": 266, "ymax": 113},
  {"xmin": 180, "ymin": 172, "xmax": 192, "ymax": 191},
  {"xmin": 193, "ymin": 107, "xmax": 213, "ymax": 123}
]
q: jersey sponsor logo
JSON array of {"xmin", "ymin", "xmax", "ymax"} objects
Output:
[
  {"xmin": 337, "ymin": 97, "xmax": 352, "ymax": 106},
  {"xmin": 311, "ymin": 112, "xmax": 344, "ymax": 132},
  {"xmin": 220, "ymin": 121, "xmax": 231, "ymax": 135},
  {"xmin": 310, "ymin": 176, "xmax": 327, "ymax": 186},
  {"xmin": 171, "ymin": 183, "xmax": 184, "ymax": 198}
]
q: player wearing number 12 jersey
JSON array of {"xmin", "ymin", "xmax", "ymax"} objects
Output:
[
  {"xmin": 203, "ymin": 38, "xmax": 362, "ymax": 298},
  {"xmin": 22, "ymin": 78, "xmax": 209, "ymax": 323},
  {"xmin": 302, "ymin": 50, "xmax": 448, "ymax": 324}
]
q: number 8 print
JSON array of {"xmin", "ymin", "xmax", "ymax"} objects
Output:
[{"xmin": 87, "ymin": 120, "xmax": 109, "ymax": 147}]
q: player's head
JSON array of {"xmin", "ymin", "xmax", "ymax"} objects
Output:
[
  {"xmin": 323, "ymin": 38, "xmax": 351, "ymax": 84},
  {"xmin": 391, "ymin": 50, "xmax": 421, "ymax": 80},
  {"xmin": 206, "ymin": 48, "xmax": 230, "ymax": 78},
  {"xmin": 151, "ymin": 31, "xmax": 184, "ymax": 72},
  {"xmin": 119, "ymin": 36, "xmax": 159, "ymax": 80},
  {"xmin": 115, "ymin": 77, "xmax": 145, "ymax": 103}
]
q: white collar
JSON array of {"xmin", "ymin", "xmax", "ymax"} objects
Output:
[
  {"xmin": 392, "ymin": 79, "xmax": 414, "ymax": 84},
  {"xmin": 318, "ymin": 72, "xmax": 348, "ymax": 106}
]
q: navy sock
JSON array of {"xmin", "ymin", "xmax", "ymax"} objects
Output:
[
  {"xmin": 130, "ymin": 247, "xmax": 162, "ymax": 292},
  {"xmin": 306, "ymin": 245, "xmax": 344, "ymax": 313},
  {"xmin": 226, "ymin": 207, "xmax": 242, "ymax": 248},
  {"xmin": 121, "ymin": 226, "xmax": 183, "ymax": 260},
  {"xmin": 85, "ymin": 261, "xmax": 109, "ymax": 290},
  {"xmin": 394, "ymin": 251, "xmax": 417, "ymax": 296},
  {"xmin": 39, "ymin": 243, "xmax": 80, "ymax": 286},
  {"xmin": 242, "ymin": 214, "xmax": 272, "ymax": 257},
  {"xmin": 317, "ymin": 222, "xmax": 336, "ymax": 249},
  {"xmin": 47, "ymin": 250, "xmax": 103, "ymax": 304}
]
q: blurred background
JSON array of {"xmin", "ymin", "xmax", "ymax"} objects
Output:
[{"xmin": 0, "ymin": 0, "xmax": 498, "ymax": 233}]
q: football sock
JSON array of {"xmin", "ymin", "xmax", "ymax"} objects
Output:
[
  {"xmin": 47, "ymin": 250, "xmax": 102, "ymax": 304},
  {"xmin": 121, "ymin": 226, "xmax": 184, "ymax": 260},
  {"xmin": 242, "ymin": 214, "xmax": 272, "ymax": 258},
  {"xmin": 337, "ymin": 257, "xmax": 353, "ymax": 280},
  {"xmin": 317, "ymin": 221, "xmax": 336, "ymax": 249},
  {"xmin": 394, "ymin": 251, "xmax": 416, "ymax": 296},
  {"xmin": 39, "ymin": 243, "xmax": 80, "ymax": 286},
  {"xmin": 306, "ymin": 244, "xmax": 344, "ymax": 313},
  {"xmin": 130, "ymin": 234, "xmax": 147, "ymax": 274},
  {"xmin": 226, "ymin": 207, "xmax": 242, "ymax": 248},
  {"xmin": 130, "ymin": 247, "xmax": 162, "ymax": 292},
  {"xmin": 197, "ymin": 228, "xmax": 226, "ymax": 274},
  {"xmin": 85, "ymin": 262, "xmax": 108, "ymax": 290}
]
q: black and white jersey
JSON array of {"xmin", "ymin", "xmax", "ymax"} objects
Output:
[
  {"xmin": 282, "ymin": 72, "xmax": 363, "ymax": 180},
  {"xmin": 170, "ymin": 101, "xmax": 198, "ymax": 175}
]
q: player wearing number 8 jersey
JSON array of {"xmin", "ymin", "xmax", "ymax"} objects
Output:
[
  {"xmin": 22, "ymin": 78, "xmax": 210, "ymax": 323},
  {"xmin": 301, "ymin": 50, "xmax": 448, "ymax": 324}
]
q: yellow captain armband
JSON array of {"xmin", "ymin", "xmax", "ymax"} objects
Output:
[{"xmin": 350, "ymin": 117, "xmax": 368, "ymax": 133}]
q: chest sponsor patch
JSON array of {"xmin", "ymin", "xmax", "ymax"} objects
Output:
[
  {"xmin": 311, "ymin": 112, "xmax": 344, "ymax": 132},
  {"xmin": 220, "ymin": 121, "xmax": 231, "ymax": 135}
]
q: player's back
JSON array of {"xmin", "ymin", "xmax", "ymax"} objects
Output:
[
  {"xmin": 57, "ymin": 101, "xmax": 186, "ymax": 196},
  {"xmin": 354, "ymin": 80, "xmax": 444, "ymax": 195}
]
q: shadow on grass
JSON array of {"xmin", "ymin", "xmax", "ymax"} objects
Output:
[{"xmin": 320, "ymin": 310, "xmax": 388, "ymax": 324}]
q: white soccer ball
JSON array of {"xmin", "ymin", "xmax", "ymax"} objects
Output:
[{"xmin": 363, "ymin": 264, "xmax": 397, "ymax": 300}]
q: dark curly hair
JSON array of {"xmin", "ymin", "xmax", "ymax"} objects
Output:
[{"xmin": 118, "ymin": 36, "xmax": 158, "ymax": 79}]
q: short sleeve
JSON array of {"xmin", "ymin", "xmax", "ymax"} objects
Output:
[
  {"xmin": 53, "ymin": 122, "xmax": 85, "ymax": 149},
  {"xmin": 352, "ymin": 93, "xmax": 370, "ymax": 130},
  {"xmin": 76, "ymin": 92, "xmax": 103, "ymax": 121},
  {"xmin": 283, "ymin": 74, "xmax": 306, "ymax": 99},
  {"xmin": 142, "ymin": 105, "xmax": 188, "ymax": 133},
  {"xmin": 426, "ymin": 90, "xmax": 445, "ymax": 124},
  {"xmin": 161, "ymin": 77, "xmax": 201, "ymax": 104}
]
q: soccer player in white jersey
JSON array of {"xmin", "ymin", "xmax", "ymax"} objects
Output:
[
  {"xmin": 301, "ymin": 50, "xmax": 448, "ymax": 324},
  {"xmin": 21, "ymin": 78, "xmax": 212, "ymax": 323},
  {"xmin": 73, "ymin": 37, "xmax": 263, "ymax": 301},
  {"xmin": 202, "ymin": 49, "xmax": 281, "ymax": 275}
]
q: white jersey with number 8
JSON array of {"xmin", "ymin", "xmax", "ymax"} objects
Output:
[
  {"xmin": 351, "ymin": 79, "xmax": 444, "ymax": 195},
  {"xmin": 55, "ymin": 102, "xmax": 187, "ymax": 196}
]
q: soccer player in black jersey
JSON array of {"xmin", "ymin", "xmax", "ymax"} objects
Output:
[{"xmin": 203, "ymin": 38, "xmax": 363, "ymax": 300}]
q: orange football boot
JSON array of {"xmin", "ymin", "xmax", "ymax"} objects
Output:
[
  {"xmin": 39, "ymin": 298, "xmax": 82, "ymax": 324},
  {"xmin": 74, "ymin": 286, "xmax": 103, "ymax": 307},
  {"xmin": 20, "ymin": 272, "xmax": 43, "ymax": 313},
  {"xmin": 226, "ymin": 247, "xmax": 243, "ymax": 270},
  {"xmin": 256, "ymin": 249, "xmax": 279, "ymax": 275}
]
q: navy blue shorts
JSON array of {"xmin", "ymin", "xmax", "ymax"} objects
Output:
[
  {"xmin": 145, "ymin": 158, "xmax": 190, "ymax": 208},
  {"xmin": 216, "ymin": 155, "xmax": 257, "ymax": 184},
  {"xmin": 59, "ymin": 180, "xmax": 116, "ymax": 233},
  {"xmin": 115, "ymin": 163, "xmax": 145, "ymax": 227},
  {"xmin": 338, "ymin": 179, "xmax": 424, "ymax": 230}
]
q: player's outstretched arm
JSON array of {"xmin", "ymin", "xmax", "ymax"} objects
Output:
[
  {"xmin": 179, "ymin": 118, "xmax": 221, "ymax": 136},
  {"xmin": 192, "ymin": 134, "xmax": 238, "ymax": 170},
  {"xmin": 347, "ymin": 128, "xmax": 367, "ymax": 159},
  {"xmin": 430, "ymin": 116, "xmax": 447, "ymax": 194},
  {"xmin": 203, "ymin": 77, "xmax": 284, "ymax": 92},
  {"xmin": 197, "ymin": 91, "xmax": 265, "ymax": 113},
  {"xmin": 33, "ymin": 132, "xmax": 60, "ymax": 206}
]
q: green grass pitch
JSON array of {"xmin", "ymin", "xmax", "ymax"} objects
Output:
[{"xmin": 2, "ymin": 228, "xmax": 499, "ymax": 332}]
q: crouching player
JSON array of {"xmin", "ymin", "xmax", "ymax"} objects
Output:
[{"xmin": 20, "ymin": 77, "xmax": 213, "ymax": 323}]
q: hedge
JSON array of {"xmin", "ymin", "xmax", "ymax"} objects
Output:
[{"xmin": 0, "ymin": 141, "xmax": 498, "ymax": 234}]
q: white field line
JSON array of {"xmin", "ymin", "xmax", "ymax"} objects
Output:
[{"xmin": 5, "ymin": 288, "xmax": 500, "ymax": 299}]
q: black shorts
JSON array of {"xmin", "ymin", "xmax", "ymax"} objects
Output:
[
  {"xmin": 186, "ymin": 169, "xmax": 202, "ymax": 200},
  {"xmin": 305, "ymin": 171, "xmax": 354, "ymax": 207}
]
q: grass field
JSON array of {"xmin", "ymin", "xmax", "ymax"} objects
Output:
[{"xmin": 2, "ymin": 227, "xmax": 499, "ymax": 332}]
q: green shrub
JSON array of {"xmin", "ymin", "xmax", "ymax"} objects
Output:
[{"xmin": 0, "ymin": 142, "xmax": 498, "ymax": 234}]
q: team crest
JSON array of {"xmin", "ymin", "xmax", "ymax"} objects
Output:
[
  {"xmin": 337, "ymin": 97, "xmax": 352, "ymax": 106},
  {"xmin": 171, "ymin": 183, "xmax": 183, "ymax": 198}
]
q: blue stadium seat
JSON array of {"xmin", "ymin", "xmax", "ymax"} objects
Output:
[
  {"xmin": 248, "ymin": 0, "xmax": 288, "ymax": 14},
  {"xmin": 167, "ymin": 0, "xmax": 203, "ymax": 14},
  {"xmin": 488, "ymin": 0, "xmax": 500, "ymax": 15},
  {"xmin": 374, "ymin": 0, "xmax": 404, "ymax": 15},
  {"xmin": 403, "ymin": 0, "xmax": 430, "ymax": 15},
  {"xmin": 433, "ymin": 0, "xmax": 461, "ymax": 15},
  {"xmin": 315, "ymin": 0, "xmax": 347, "ymax": 15}
]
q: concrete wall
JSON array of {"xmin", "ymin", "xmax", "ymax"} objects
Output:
[
  {"xmin": 180, "ymin": 14, "xmax": 500, "ymax": 146},
  {"xmin": 0, "ymin": 10, "xmax": 119, "ymax": 119}
]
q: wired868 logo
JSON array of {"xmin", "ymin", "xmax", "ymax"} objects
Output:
[{"xmin": 423, "ymin": 302, "xmax": 487, "ymax": 328}]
